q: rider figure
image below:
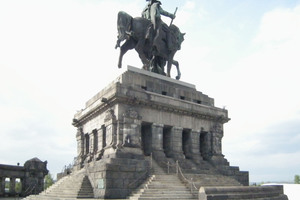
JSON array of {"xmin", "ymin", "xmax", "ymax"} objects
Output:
[{"xmin": 142, "ymin": 0, "xmax": 175, "ymax": 49}]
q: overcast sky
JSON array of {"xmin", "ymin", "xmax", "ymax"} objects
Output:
[{"xmin": 1, "ymin": 0, "xmax": 300, "ymax": 183}]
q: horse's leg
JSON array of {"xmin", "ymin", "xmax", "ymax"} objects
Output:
[
  {"xmin": 166, "ymin": 59, "xmax": 172, "ymax": 78},
  {"xmin": 118, "ymin": 39, "xmax": 136, "ymax": 68},
  {"xmin": 172, "ymin": 60, "xmax": 181, "ymax": 80},
  {"xmin": 166, "ymin": 52, "xmax": 176, "ymax": 78},
  {"xmin": 115, "ymin": 38, "xmax": 121, "ymax": 49},
  {"xmin": 135, "ymin": 39, "xmax": 150, "ymax": 70}
]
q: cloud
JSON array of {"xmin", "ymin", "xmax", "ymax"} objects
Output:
[
  {"xmin": 221, "ymin": 4, "xmax": 300, "ymax": 182},
  {"xmin": 254, "ymin": 6, "xmax": 300, "ymax": 44}
]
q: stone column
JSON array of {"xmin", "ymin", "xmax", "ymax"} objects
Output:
[
  {"xmin": 76, "ymin": 127, "xmax": 84, "ymax": 167},
  {"xmin": 169, "ymin": 127, "xmax": 185, "ymax": 160},
  {"xmin": 89, "ymin": 132, "xmax": 94, "ymax": 157},
  {"xmin": 122, "ymin": 108, "xmax": 142, "ymax": 148},
  {"xmin": 0, "ymin": 177, "xmax": 4, "ymax": 196},
  {"xmin": 190, "ymin": 130, "xmax": 203, "ymax": 163},
  {"xmin": 21, "ymin": 178, "xmax": 25, "ymax": 197},
  {"xmin": 210, "ymin": 123, "xmax": 228, "ymax": 166},
  {"xmin": 151, "ymin": 123, "xmax": 165, "ymax": 159},
  {"xmin": 9, "ymin": 177, "xmax": 16, "ymax": 196}
]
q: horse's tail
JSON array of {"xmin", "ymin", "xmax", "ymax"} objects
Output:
[{"xmin": 117, "ymin": 11, "xmax": 133, "ymax": 42}]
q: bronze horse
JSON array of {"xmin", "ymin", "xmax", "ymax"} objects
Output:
[{"xmin": 115, "ymin": 11, "xmax": 185, "ymax": 80}]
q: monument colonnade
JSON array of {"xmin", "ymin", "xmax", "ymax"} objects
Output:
[{"xmin": 76, "ymin": 117, "xmax": 223, "ymax": 166}]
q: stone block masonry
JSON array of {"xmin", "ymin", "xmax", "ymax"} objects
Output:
[{"xmin": 72, "ymin": 66, "xmax": 249, "ymax": 199}]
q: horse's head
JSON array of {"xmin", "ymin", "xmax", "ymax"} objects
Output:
[
  {"xmin": 169, "ymin": 24, "xmax": 185, "ymax": 50},
  {"xmin": 116, "ymin": 11, "xmax": 133, "ymax": 46},
  {"xmin": 177, "ymin": 32, "xmax": 185, "ymax": 50}
]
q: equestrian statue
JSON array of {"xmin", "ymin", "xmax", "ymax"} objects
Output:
[{"xmin": 115, "ymin": 0, "xmax": 185, "ymax": 80}]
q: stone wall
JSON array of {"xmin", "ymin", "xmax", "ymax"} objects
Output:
[{"xmin": 0, "ymin": 158, "xmax": 48, "ymax": 197}]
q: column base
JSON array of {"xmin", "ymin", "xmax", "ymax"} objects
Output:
[
  {"xmin": 210, "ymin": 154, "xmax": 229, "ymax": 166},
  {"xmin": 191, "ymin": 153, "xmax": 203, "ymax": 164},
  {"xmin": 152, "ymin": 150, "xmax": 166, "ymax": 160},
  {"xmin": 102, "ymin": 146, "xmax": 144, "ymax": 160},
  {"xmin": 169, "ymin": 151, "xmax": 185, "ymax": 160}
]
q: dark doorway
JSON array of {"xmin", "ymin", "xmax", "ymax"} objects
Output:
[
  {"xmin": 141, "ymin": 123, "xmax": 152, "ymax": 156},
  {"xmin": 85, "ymin": 134, "xmax": 90, "ymax": 154},
  {"xmin": 93, "ymin": 129, "xmax": 98, "ymax": 153},
  {"xmin": 200, "ymin": 131, "xmax": 210, "ymax": 160},
  {"xmin": 102, "ymin": 125, "xmax": 106, "ymax": 148},
  {"xmin": 182, "ymin": 129, "xmax": 192, "ymax": 159},
  {"xmin": 163, "ymin": 126, "xmax": 172, "ymax": 157}
]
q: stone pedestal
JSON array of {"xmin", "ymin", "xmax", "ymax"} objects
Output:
[{"xmin": 71, "ymin": 66, "xmax": 249, "ymax": 198}]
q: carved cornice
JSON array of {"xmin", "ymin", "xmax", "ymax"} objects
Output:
[{"xmin": 72, "ymin": 85, "xmax": 230, "ymax": 127}]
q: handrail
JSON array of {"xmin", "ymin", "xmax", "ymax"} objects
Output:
[
  {"xmin": 25, "ymin": 183, "xmax": 37, "ymax": 195},
  {"xmin": 128, "ymin": 170, "xmax": 150, "ymax": 187},
  {"xmin": 175, "ymin": 160, "xmax": 198, "ymax": 194}
]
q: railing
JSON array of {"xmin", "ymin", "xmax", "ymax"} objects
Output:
[
  {"xmin": 155, "ymin": 158, "xmax": 199, "ymax": 194},
  {"xmin": 128, "ymin": 170, "xmax": 150, "ymax": 189},
  {"xmin": 175, "ymin": 160, "xmax": 198, "ymax": 194},
  {"xmin": 24, "ymin": 183, "xmax": 37, "ymax": 196}
]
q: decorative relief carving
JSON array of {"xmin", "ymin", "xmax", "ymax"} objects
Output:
[
  {"xmin": 104, "ymin": 109, "xmax": 116, "ymax": 122},
  {"xmin": 76, "ymin": 127, "xmax": 83, "ymax": 138},
  {"xmin": 210, "ymin": 123, "xmax": 223, "ymax": 135},
  {"xmin": 123, "ymin": 108, "xmax": 141, "ymax": 119},
  {"xmin": 210, "ymin": 123, "xmax": 223, "ymax": 155}
]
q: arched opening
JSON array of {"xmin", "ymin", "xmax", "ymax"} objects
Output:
[
  {"xmin": 4, "ymin": 177, "xmax": 10, "ymax": 194},
  {"xmin": 15, "ymin": 178, "xmax": 22, "ymax": 195}
]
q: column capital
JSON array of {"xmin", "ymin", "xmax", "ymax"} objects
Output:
[
  {"xmin": 152, "ymin": 123, "xmax": 164, "ymax": 128},
  {"xmin": 171, "ymin": 126, "xmax": 183, "ymax": 132},
  {"xmin": 191, "ymin": 129, "xmax": 201, "ymax": 134}
]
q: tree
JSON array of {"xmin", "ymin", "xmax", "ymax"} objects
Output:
[
  {"xmin": 294, "ymin": 175, "xmax": 300, "ymax": 184},
  {"xmin": 44, "ymin": 174, "xmax": 54, "ymax": 190}
]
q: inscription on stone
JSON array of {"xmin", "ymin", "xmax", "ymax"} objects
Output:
[{"xmin": 97, "ymin": 179, "xmax": 104, "ymax": 189}]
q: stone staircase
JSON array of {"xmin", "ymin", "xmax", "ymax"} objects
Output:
[
  {"xmin": 23, "ymin": 169, "xmax": 94, "ymax": 200},
  {"xmin": 129, "ymin": 157, "xmax": 289, "ymax": 200},
  {"xmin": 128, "ymin": 157, "xmax": 197, "ymax": 200}
]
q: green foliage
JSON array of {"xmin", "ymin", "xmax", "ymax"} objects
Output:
[
  {"xmin": 5, "ymin": 180, "xmax": 9, "ymax": 189},
  {"xmin": 295, "ymin": 175, "xmax": 300, "ymax": 184},
  {"xmin": 15, "ymin": 181, "xmax": 22, "ymax": 193},
  {"xmin": 44, "ymin": 173, "xmax": 55, "ymax": 190}
]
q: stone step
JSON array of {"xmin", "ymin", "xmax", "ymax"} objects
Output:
[
  {"xmin": 142, "ymin": 190, "xmax": 192, "ymax": 194},
  {"xmin": 199, "ymin": 186, "xmax": 288, "ymax": 200},
  {"xmin": 24, "ymin": 172, "xmax": 94, "ymax": 199},
  {"xmin": 136, "ymin": 198, "xmax": 195, "ymax": 200}
]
